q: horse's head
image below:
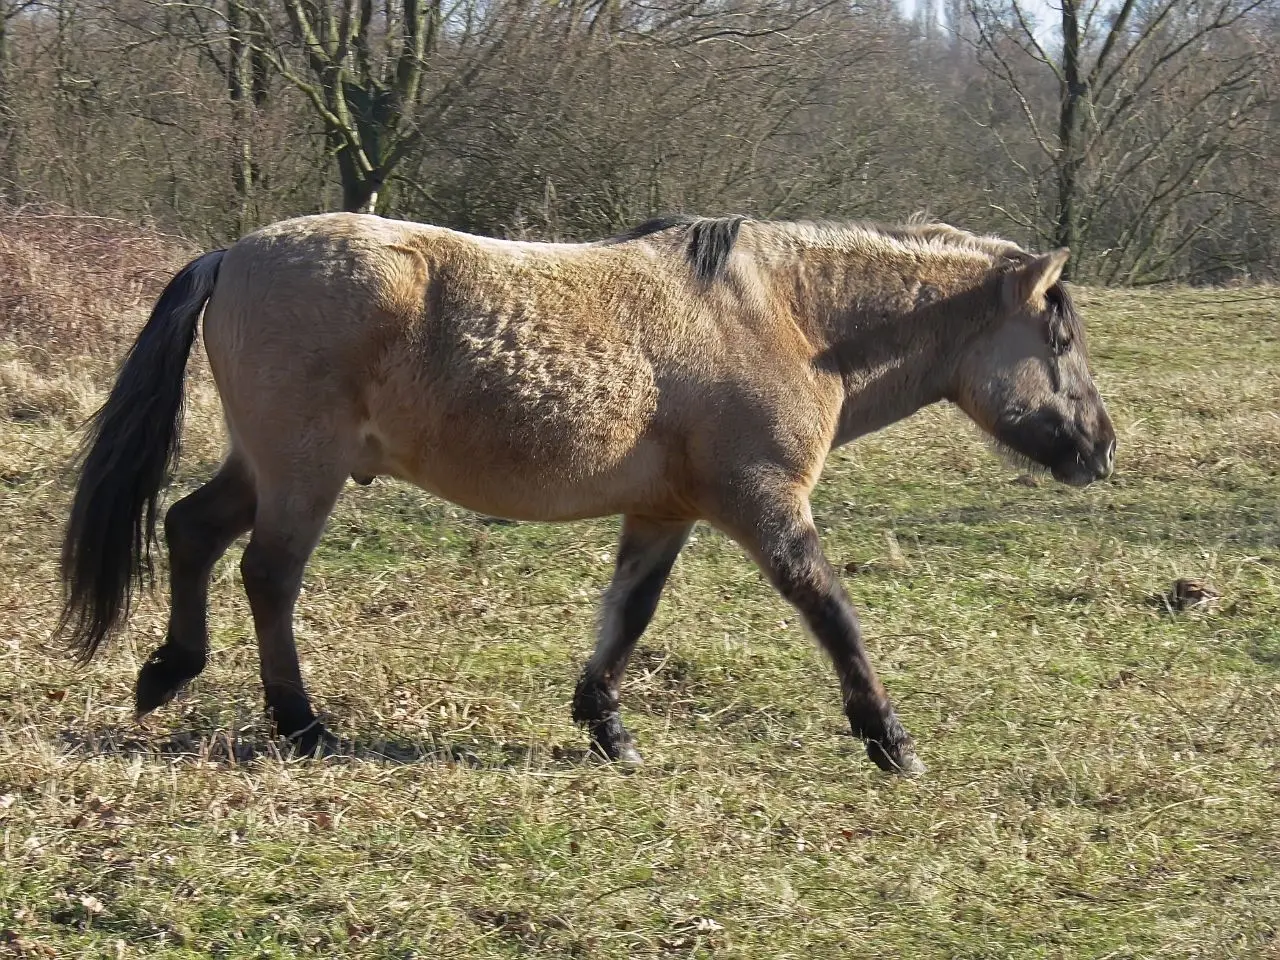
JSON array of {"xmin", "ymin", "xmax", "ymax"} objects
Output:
[{"xmin": 951, "ymin": 249, "xmax": 1115, "ymax": 487}]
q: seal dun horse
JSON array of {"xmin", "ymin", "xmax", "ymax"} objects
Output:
[{"xmin": 58, "ymin": 213, "xmax": 1116, "ymax": 776}]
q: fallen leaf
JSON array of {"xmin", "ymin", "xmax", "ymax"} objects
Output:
[
  {"xmin": 2, "ymin": 930, "xmax": 57, "ymax": 957},
  {"xmin": 1169, "ymin": 578, "xmax": 1220, "ymax": 611}
]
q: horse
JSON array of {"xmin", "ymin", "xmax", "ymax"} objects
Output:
[{"xmin": 56, "ymin": 212, "xmax": 1116, "ymax": 776}]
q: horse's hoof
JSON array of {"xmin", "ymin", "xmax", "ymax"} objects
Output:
[
  {"xmin": 610, "ymin": 742, "xmax": 644, "ymax": 767},
  {"xmin": 589, "ymin": 732, "xmax": 644, "ymax": 767},
  {"xmin": 866, "ymin": 740, "xmax": 926, "ymax": 777},
  {"xmin": 894, "ymin": 752, "xmax": 927, "ymax": 777},
  {"xmin": 590, "ymin": 740, "xmax": 644, "ymax": 767},
  {"xmin": 134, "ymin": 646, "xmax": 205, "ymax": 718},
  {"xmin": 283, "ymin": 721, "xmax": 339, "ymax": 758}
]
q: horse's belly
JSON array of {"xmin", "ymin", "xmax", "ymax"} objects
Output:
[
  {"xmin": 390, "ymin": 437, "xmax": 669, "ymax": 522},
  {"xmin": 364, "ymin": 308, "xmax": 678, "ymax": 519}
]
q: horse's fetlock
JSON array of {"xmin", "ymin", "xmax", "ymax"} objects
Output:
[
  {"xmin": 264, "ymin": 685, "xmax": 319, "ymax": 740},
  {"xmin": 571, "ymin": 674, "xmax": 618, "ymax": 727},
  {"xmin": 283, "ymin": 718, "xmax": 338, "ymax": 758},
  {"xmin": 135, "ymin": 642, "xmax": 206, "ymax": 716},
  {"xmin": 845, "ymin": 692, "xmax": 904, "ymax": 740}
]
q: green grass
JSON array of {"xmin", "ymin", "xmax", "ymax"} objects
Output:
[{"xmin": 1, "ymin": 287, "xmax": 1278, "ymax": 958}]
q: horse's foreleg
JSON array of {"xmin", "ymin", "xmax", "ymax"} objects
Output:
[
  {"xmin": 573, "ymin": 516, "xmax": 693, "ymax": 764},
  {"xmin": 728, "ymin": 493, "xmax": 924, "ymax": 776},
  {"xmin": 240, "ymin": 471, "xmax": 345, "ymax": 755},
  {"xmin": 135, "ymin": 457, "xmax": 256, "ymax": 717}
]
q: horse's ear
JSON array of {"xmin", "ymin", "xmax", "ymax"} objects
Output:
[{"xmin": 1003, "ymin": 248, "xmax": 1069, "ymax": 310}]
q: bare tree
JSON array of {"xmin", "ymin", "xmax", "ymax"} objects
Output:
[
  {"xmin": 403, "ymin": 1, "xmax": 923, "ymax": 237},
  {"xmin": 0, "ymin": 0, "xmax": 43, "ymax": 200},
  {"xmin": 967, "ymin": 0, "xmax": 1273, "ymax": 281},
  {"xmin": 220, "ymin": 0, "xmax": 543, "ymax": 214},
  {"xmin": 2, "ymin": 0, "xmax": 1276, "ymax": 282},
  {"xmin": 182, "ymin": 0, "xmax": 273, "ymax": 229}
]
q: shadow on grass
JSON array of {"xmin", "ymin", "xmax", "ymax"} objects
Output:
[
  {"xmin": 55, "ymin": 723, "xmax": 598, "ymax": 770},
  {"xmin": 827, "ymin": 481, "xmax": 1280, "ymax": 553}
]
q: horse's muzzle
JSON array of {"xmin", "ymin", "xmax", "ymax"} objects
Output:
[{"xmin": 1053, "ymin": 434, "xmax": 1116, "ymax": 487}]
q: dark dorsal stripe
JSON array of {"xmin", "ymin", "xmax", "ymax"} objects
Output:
[
  {"xmin": 604, "ymin": 214, "xmax": 1047, "ymax": 288},
  {"xmin": 601, "ymin": 215, "xmax": 699, "ymax": 245},
  {"xmin": 602, "ymin": 215, "xmax": 747, "ymax": 282}
]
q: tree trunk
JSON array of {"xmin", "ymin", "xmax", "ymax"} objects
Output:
[
  {"xmin": 227, "ymin": 0, "xmax": 258, "ymax": 231},
  {"xmin": 0, "ymin": 6, "xmax": 14, "ymax": 203},
  {"xmin": 1054, "ymin": 0, "xmax": 1083, "ymax": 277},
  {"xmin": 331, "ymin": 128, "xmax": 383, "ymax": 213}
]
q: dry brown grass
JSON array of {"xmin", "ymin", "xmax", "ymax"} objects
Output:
[
  {"xmin": 0, "ymin": 210, "xmax": 224, "ymax": 475},
  {"xmin": 0, "ymin": 207, "xmax": 193, "ymax": 366},
  {"xmin": 0, "ymin": 353, "xmax": 97, "ymax": 427}
]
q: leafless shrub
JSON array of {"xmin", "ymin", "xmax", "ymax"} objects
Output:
[{"xmin": 0, "ymin": 206, "xmax": 192, "ymax": 365}]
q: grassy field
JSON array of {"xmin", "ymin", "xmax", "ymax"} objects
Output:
[{"xmin": 1, "ymin": 259, "xmax": 1278, "ymax": 958}]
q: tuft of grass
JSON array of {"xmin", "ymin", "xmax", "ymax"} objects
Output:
[
  {"xmin": 0, "ymin": 350, "xmax": 100, "ymax": 428},
  {"xmin": 1, "ymin": 283, "xmax": 1278, "ymax": 958}
]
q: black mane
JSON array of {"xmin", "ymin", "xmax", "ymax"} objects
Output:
[
  {"xmin": 601, "ymin": 214, "xmax": 746, "ymax": 282},
  {"xmin": 601, "ymin": 214, "xmax": 1056, "ymax": 293},
  {"xmin": 601, "ymin": 215, "xmax": 698, "ymax": 244}
]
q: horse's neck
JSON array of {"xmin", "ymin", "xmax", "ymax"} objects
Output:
[
  {"xmin": 828, "ymin": 316, "xmax": 955, "ymax": 446},
  {"xmin": 769, "ymin": 247, "xmax": 991, "ymax": 447}
]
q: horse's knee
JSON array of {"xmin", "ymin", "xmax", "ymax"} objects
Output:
[
  {"xmin": 764, "ymin": 527, "xmax": 846, "ymax": 614},
  {"xmin": 239, "ymin": 540, "xmax": 301, "ymax": 605},
  {"xmin": 164, "ymin": 497, "xmax": 208, "ymax": 569},
  {"xmin": 238, "ymin": 543, "xmax": 270, "ymax": 594}
]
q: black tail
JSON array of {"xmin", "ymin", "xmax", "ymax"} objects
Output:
[{"xmin": 57, "ymin": 249, "xmax": 227, "ymax": 662}]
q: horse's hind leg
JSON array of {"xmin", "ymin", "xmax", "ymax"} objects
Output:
[
  {"xmin": 136, "ymin": 456, "xmax": 256, "ymax": 717},
  {"xmin": 240, "ymin": 467, "xmax": 347, "ymax": 755},
  {"xmin": 718, "ymin": 485, "xmax": 925, "ymax": 776},
  {"xmin": 573, "ymin": 516, "xmax": 693, "ymax": 764}
]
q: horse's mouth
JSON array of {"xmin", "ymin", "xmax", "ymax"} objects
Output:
[
  {"xmin": 1050, "ymin": 436, "xmax": 1117, "ymax": 487},
  {"xmin": 990, "ymin": 415, "xmax": 1115, "ymax": 488},
  {"xmin": 1051, "ymin": 460, "xmax": 1101, "ymax": 487}
]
